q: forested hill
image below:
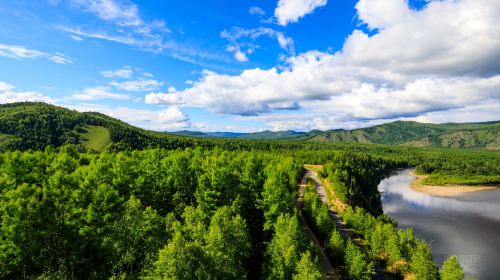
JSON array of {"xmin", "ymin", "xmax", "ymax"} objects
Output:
[
  {"xmin": 305, "ymin": 120, "xmax": 500, "ymax": 149},
  {"xmin": 173, "ymin": 120, "xmax": 500, "ymax": 149},
  {"xmin": 1, "ymin": 102, "xmax": 498, "ymax": 151},
  {"xmin": 0, "ymin": 102, "xmax": 207, "ymax": 151}
]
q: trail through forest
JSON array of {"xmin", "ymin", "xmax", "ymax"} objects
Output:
[
  {"xmin": 297, "ymin": 169, "xmax": 339, "ymax": 280},
  {"xmin": 302, "ymin": 166, "xmax": 398, "ymax": 280}
]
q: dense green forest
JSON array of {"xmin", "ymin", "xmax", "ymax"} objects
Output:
[
  {"xmin": 0, "ymin": 146, "xmax": 476, "ymax": 279},
  {"xmin": 1, "ymin": 103, "xmax": 499, "ymax": 186},
  {"xmin": 1, "ymin": 147, "xmax": 322, "ymax": 279},
  {"xmin": 1, "ymin": 102, "xmax": 497, "ymax": 279}
]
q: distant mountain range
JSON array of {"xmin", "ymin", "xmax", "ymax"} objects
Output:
[
  {"xmin": 170, "ymin": 130, "xmax": 306, "ymax": 140},
  {"xmin": 1, "ymin": 102, "xmax": 498, "ymax": 151},
  {"xmin": 171, "ymin": 120, "xmax": 500, "ymax": 149}
]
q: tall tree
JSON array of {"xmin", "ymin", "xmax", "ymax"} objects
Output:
[
  {"xmin": 410, "ymin": 241, "xmax": 438, "ymax": 280},
  {"xmin": 292, "ymin": 251, "xmax": 323, "ymax": 280},
  {"xmin": 440, "ymin": 256, "xmax": 464, "ymax": 280}
]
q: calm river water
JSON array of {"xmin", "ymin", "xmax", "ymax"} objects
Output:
[{"xmin": 378, "ymin": 169, "xmax": 500, "ymax": 280}]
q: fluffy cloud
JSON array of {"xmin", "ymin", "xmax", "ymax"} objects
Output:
[
  {"xmin": 70, "ymin": 86, "xmax": 130, "ymax": 100},
  {"xmin": 0, "ymin": 92, "xmax": 55, "ymax": 104},
  {"xmin": 0, "ymin": 43, "xmax": 73, "ymax": 64},
  {"xmin": 146, "ymin": 0, "xmax": 500, "ymax": 129},
  {"xmin": 0, "ymin": 81, "xmax": 55, "ymax": 104},
  {"xmin": 233, "ymin": 50, "xmax": 249, "ymax": 62},
  {"xmin": 157, "ymin": 106, "xmax": 191, "ymax": 129},
  {"xmin": 345, "ymin": 0, "xmax": 500, "ymax": 77},
  {"xmin": 67, "ymin": 103, "xmax": 190, "ymax": 131},
  {"xmin": 221, "ymin": 27, "xmax": 294, "ymax": 62},
  {"xmin": 355, "ymin": 0, "xmax": 412, "ymax": 30},
  {"xmin": 275, "ymin": 0, "xmax": 327, "ymax": 26},
  {"xmin": 0, "ymin": 81, "xmax": 15, "ymax": 92}
]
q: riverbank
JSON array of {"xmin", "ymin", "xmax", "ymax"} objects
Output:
[{"xmin": 410, "ymin": 171, "xmax": 499, "ymax": 197}]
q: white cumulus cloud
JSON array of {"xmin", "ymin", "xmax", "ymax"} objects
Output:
[
  {"xmin": 68, "ymin": 103, "xmax": 191, "ymax": 131},
  {"xmin": 0, "ymin": 91, "xmax": 55, "ymax": 104},
  {"xmin": 0, "ymin": 81, "xmax": 55, "ymax": 104},
  {"xmin": 146, "ymin": 0, "xmax": 500, "ymax": 129},
  {"xmin": 275, "ymin": 0, "xmax": 327, "ymax": 26},
  {"xmin": 158, "ymin": 106, "xmax": 188, "ymax": 123},
  {"xmin": 0, "ymin": 81, "xmax": 15, "ymax": 92}
]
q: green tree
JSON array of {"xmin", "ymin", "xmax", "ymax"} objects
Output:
[
  {"xmin": 292, "ymin": 251, "xmax": 323, "ymax": 280},
  {"xmin": 0, "ymin": 183, "xmax": 43, "ymax": 278},
  {"xmin": 327, "ymin": 229, "xmax": 345, "ymax": 263},
  {"xmin": 410, "ymin": 241, "xmax": 438, "ymax": 280},
  {"xmin": 264, "ymin": 214, "xmax": 307, "ymax": 280},
  {"xmin": 259, "ymin": 167, "xmax": 294, "ymax": 231},
  {"xmin": 108, "ymin": 196, "xmax": 166, "ymax": 278},
  {"xmin": 440, "ymin": 256, "xmax": 464, "ymax": 280},
  {"xmin": 145, "ymin": 230, "xmax": 205, "ymax": 280},
  {"xmin": 204, "ymin": 206, "xmax": 251, "ymax": 279},
  {"xmin": 344, "ymin": 240, "xmax": 375, "ymax": 280}
]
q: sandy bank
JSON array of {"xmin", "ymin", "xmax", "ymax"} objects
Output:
[{"xmin": 409, "ymin": 171, "xmax": 499, "ymax": 197}]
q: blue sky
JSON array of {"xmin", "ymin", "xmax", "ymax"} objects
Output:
[{"xmin": 0, "ymin": 0, "xmax": 499, "ymax": 132}]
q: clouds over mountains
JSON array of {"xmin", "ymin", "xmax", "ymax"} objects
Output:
[{"xmin": 146, "ymin": 0, "xmax": 500, "ymax": 130}]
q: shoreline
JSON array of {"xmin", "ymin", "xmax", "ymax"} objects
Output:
[{"xmin": 409, "ymin": 171, "xmax": 499, "ymax": 197}]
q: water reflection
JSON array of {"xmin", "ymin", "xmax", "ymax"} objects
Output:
[{"xmin": 378, "ymin": 169, "xmax": 500, "ymax": 280}]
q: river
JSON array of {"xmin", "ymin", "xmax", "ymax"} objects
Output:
[{"xmin": 378, "ymin": 169, "xmax": 500, "ymax": 280}]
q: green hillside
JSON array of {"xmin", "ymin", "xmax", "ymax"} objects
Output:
[
  {"xmin": 172, "ymin": 121, "xmax": 500, "ymax": 149},
  {"xmin": 1, "ymin": 102, "xmax": 498, "ymax": 151},
  {"xmin": 304, "ymin": 121, "xmax": 500, "ymax": 149},
  {"xmin": 0, "ymin": 102, "xmax": 202, "ymax": 151}
]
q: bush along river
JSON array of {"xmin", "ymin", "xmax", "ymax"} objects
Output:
[{"xmin": 378, "ymin": 169, "xmax": 500, "ymax": 280}]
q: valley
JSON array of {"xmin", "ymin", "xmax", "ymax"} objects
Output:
[{"xmin": 0, "ymin": 102, "xmax": 498, "ymax": 279}]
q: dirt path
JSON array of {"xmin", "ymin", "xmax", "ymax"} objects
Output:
[
  {"xmin": 303, "ymin": 166, "xmax": 400, "ymax": 280},
  {"xmin": 297, "ymin": 169, "xmax": 339, "ymax": 280},
  {"xmin": 304, "ymin": 168, "xmax": 365, "ymax": 247}
]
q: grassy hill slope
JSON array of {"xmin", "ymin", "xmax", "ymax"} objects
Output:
[
  {"xmin": 81, "ymin": 125, "xmax": 112, "ymax": 151},
  {"xmin": 172, "ymin": 120, "xmax": 500, "ymax": 149},
  {"xmin": 304, "ymin": 121, "xmax": 500, "ymax": 149}
]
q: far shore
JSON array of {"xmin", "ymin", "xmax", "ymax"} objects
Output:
[{"xmin": 409, "ymin": 171, "xmax": 500, "ymax": 197}]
